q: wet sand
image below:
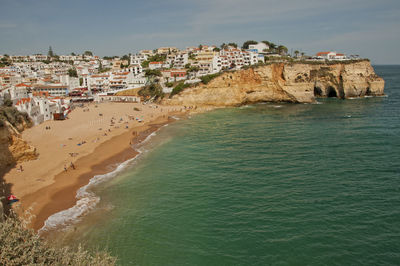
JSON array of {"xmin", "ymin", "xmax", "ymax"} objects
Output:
[{"xmin": 3, "ymin": 102, "xmax": 185, "ymax": 230}]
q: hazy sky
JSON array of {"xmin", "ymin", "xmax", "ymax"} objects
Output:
[{"xmin": 1, "ymin": 0, "xmax": 399, "ymax": 64}]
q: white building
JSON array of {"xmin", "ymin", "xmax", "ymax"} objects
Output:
[
  {"xmin": 129, "ymin": 64, "xmax": 143, "ymax": 75},
  {"xmin": 60, "ymin": 75, "xmax": 80, "ymax": 91},
  {"xmin": 149, "ymin": 62, "xmax": 164, "ymax": 70},
  {"xmin": 32, "ymin": 84, "xmax": 69, "ymax": 97},
  {"xmin": 315, "ymin": 51, "xmax": 347, "ymax": 60},
  {"xmin": 130, "ymin": 54, "xmax": 148, "ymax": 65},
  {"xmin": 248, "ymin": 42, "xmax": 269, "ymax": 54},
  {"xmin": 9, "ymin": 83, "xmax": 30, "ymax": 101},
  {"xmin": 172, "ymin": 53, "xmax": 189, "ymax": 69},
  {"xmin": 15, "ymin": 98, "xmax": 43, "ymax": 125},
  {"xmin": 15, "ymin": 96, "xmax": 66, "ymax": 124},
  {"xmin": 87, "ymin": 74, "xmax": 110, "ymax": 91}
]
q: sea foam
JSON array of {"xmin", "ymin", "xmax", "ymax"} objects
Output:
[{"xmin": 39, "ymin": 128, "xmax": 162, "ymax": 234}]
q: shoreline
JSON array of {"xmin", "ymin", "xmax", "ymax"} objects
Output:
[
  {"xmin": 2, "ymin": 101, "xmax": 192, "ymax": 232},
  {"xmin": 27, "ymin": 115, "xmax": 176, "ymax": 232}
]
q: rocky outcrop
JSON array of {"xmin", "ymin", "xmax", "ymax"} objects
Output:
[
  {"xmin": 164, "ymin": 61, "xmax": 384, "ymax": 106},
  {"xmin": 0, "ymin": 121, "xmax": 38, "ymax": 172}
]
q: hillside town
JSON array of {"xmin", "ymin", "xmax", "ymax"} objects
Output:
[{"xmin": 0, "ymin": 41, "xmax": 359, "ymax": 126}]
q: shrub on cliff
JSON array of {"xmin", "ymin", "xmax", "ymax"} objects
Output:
[
  {"xmin": 138, "ymin": 83, "xmax": 164, "ymax": 100},
  {"xmin": 0, "ymin": 213, "xmax": 116, "ymax": 265},
  {"xmin": 200, "ymin": 73, "xmax": 221, "ymax": 85},
  {"xmin": 169, "ymin": 82, "xmax": 191, "ymax": 98}
]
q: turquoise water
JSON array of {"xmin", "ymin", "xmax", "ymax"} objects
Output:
[{"xmin": 69, "ymin": 66, "xmax": 400, "ymax": 265}]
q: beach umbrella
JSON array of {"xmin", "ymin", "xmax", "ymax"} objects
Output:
[
  {"xmin": 7, "ymin": 195, "xmax": 19, "ymax": 204},
  {"xmin": 7, "ymin": 195, "xmax": 17, "ymax": 201}
]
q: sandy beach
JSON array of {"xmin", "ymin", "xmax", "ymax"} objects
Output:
[{"xmin": 3, "ymin": 101, "xmax": 189, "ymax": 231}]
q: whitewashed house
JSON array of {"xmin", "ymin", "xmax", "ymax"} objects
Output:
[
  {"xmin": 15, "ymin": 98, "xmax": 43, "ymax": 125},
  {"xmin": 9, "ymin": 83, "xmax": 30, "ymax": 101},
  {"xmin": 60, "ymin": 75, "xmax": 80, "ymax": 91},
  {"xmin": 248, "ymin": 42, "xmax": 269, "ymax": 54},
  {"xmin": 315, "ymin": 52, "xmax": 347, "ymax": 60}
]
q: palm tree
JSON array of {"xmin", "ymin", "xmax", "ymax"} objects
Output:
[{"xmin": 294, "ymin": 50, "xmax": 300, "ymax": 58}]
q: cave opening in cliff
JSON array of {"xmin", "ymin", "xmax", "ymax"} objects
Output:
[
  {"xmin": 327, "ymin": 86, "xmax": 337, "ymax": 98},
  {"xmin": 314, "ymin": 86, "xmax": 323, "ymax": 97},
  {"xmin": 366, "ymin": 87, "xmax": 371, "ymax": 96}
]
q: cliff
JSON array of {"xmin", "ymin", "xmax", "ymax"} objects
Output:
[
  {"xmin": 0, "ymin": 121, "xmax": 38, "ymax": 169},
  {"xmin": 0, "ymin": 118, "xmax": 37, "ymax": 216},
  {"xmin": 164, "ymin": 61, "xmax": 384, "ymax": 106}
]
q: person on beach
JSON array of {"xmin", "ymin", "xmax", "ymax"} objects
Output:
[
  {"xmin": 64, "ymin": 165, "xmax": 67, "ymax": 172},
  {"xmin": 19, "ymin": 165, "xmax": 23, "ymax": 172},
  {"xmin": 70, "ymin": 162, "xmax": 75, "ymax": 170}
]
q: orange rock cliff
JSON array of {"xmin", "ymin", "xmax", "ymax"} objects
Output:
[{"xmin": 164, "ymin": 61, "xmax": 384, "ymax": 106}]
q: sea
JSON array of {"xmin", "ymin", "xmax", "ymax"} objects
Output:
[{"xmin": 50, "ymin": 65, "xmax": 400, "ymax": 265}]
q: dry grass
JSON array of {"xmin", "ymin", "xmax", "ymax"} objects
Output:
[
  {"xmin": 0, "ymin": 211, "xmax": 116, "ymax": 265},
  {"xmin": 114, "ymin": 88, "xmax": 141, "ymax": 96}
]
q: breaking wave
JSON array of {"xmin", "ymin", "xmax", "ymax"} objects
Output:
[{"xmin": 38, "ymin": 127, "xmax": 163, "ymax": 234}]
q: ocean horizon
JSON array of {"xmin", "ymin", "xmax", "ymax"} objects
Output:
[{"xmin": 50, "ymin": 65, "xmax": 400, "ymax": 265}]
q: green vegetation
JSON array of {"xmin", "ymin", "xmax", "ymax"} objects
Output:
[
  {"xmin": 200, "ymin": 73, "xmax": 221, "ymax": 85},
  {"xmin": 187, "ymin": 65, "xmax": 199, "ymax": 74},
  {"xmin": 141, "ymin": 54, "xmax": 166, "ymax": 69},
  {"xmin": 84, "ymin": 51, "xmax": 93, "ymax": 56},
  {"xmin": 103, "ymin": 56, "xmax": 117, "ymax": 60},
  {"xmin": 144, "ymin": 69, "xmax": 162, "ymax": 77},
  {"xmin": 98, "ymin": 67, "xmax": 111, "ymax": 73},
  {"xmin": 169, "ymin": 82, "xmax": 191, "ymax": 98},
  {"xmin": 188, "ymin": 52, "xmax": 196, "ymax": 60},
  {"xmin": 288, "ymin": 58, "xmax": 370, "ymax": 66},
  {"xmin": 242, "ymin": 40, "xmax": 258, "ymax": 49},
  {"xmin": 148, "ymin": 54, "xmax": 166, "ymax": 62},
  {"xmin": 68, "ymin": 68, "xmax": 78, "ymax": 77},
  {"xmin": 228, "ymin": 42, "xmax": 238, "ymax": 48},
  {"xmin": 141, "ymin": 60, "xmax": 150, "ymax": 68},
  {"xmin": 121, "ymin": 54, "xmax": 130, "ymax": 65},
  {"xmin": 0, "ymin": 213, "xmax": 116, "ymax": 265},
  {"xmin": 138, "ymin": 83, "xmax": 164, "ymax": 100},
  {"xmin": 165, "ymin": 81, "xmax": 175, "ymax": 87},
  {"xmin": 276, "ymin": 45, "xmax": 288, "ymax": 55},
  {"xmin": 0, "ymin": 56, "xmax": 11, "ymax": 67},
  {"xmin": 48, "ymin": 46, "xmax": 54, "ymax": 57}
]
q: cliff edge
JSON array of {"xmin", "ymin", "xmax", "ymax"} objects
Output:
[{"xmin": 164, "ymin": 61, "xmax": 384, "ymax": 106}]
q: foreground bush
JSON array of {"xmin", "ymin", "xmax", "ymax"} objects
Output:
[{"xmin": 0, "ymin": 213, "xmax": 116, "ymax": 265}]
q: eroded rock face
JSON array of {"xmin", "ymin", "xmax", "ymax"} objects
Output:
[
  {"xmin": 0, "ymin": 122, "xmax": 38, "ymax": 172},
  {"xmin": 164, "ymin": 61, "xmax": 384, "ymax": 106}
]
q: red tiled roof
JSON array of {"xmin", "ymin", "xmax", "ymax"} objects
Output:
[
  {"xmin": 15, "ymin": 98, "xmax": 31, "ymax": 106},
  {"xmin": 316, "ymin": 52, "xmax": 331, "ymax": 56},
  {"xmin": 15, "ymin": 83, "xmax": 31, "ymax": 87}
]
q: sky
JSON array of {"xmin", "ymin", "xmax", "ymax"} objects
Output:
[{"xmin": 1, "ymin": 0, "xmax": 400, "ymax": 64}]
